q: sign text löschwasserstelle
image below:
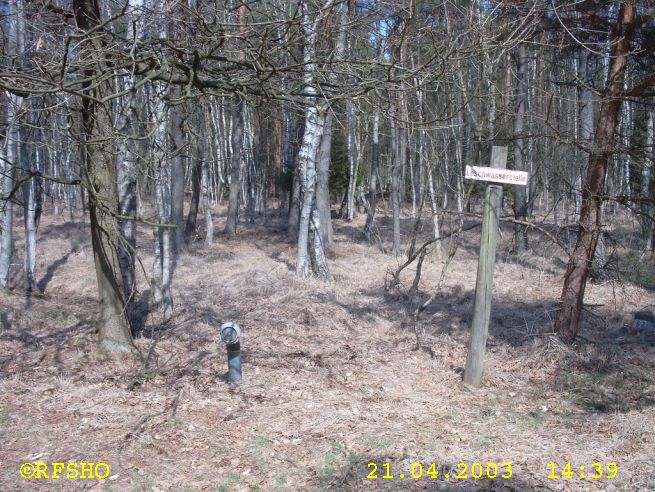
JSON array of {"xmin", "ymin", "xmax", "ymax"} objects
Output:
[{"xmin": 465, "ymin": 165, "xmax": 528, "ymax": 186}]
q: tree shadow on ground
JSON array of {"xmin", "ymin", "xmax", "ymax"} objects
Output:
[
  {"xmin": 39, "ymin": 221, "xmax": 89, "ymax": 242},
  {"xmin": 37, "ymin": 251, "xmax": 73, "ymax": 291},
  {"xmin": 343, "ymin": 210, "xmax": 655, "ymax": 294},
  {"xmin": 0, "ymin": 306, "xmax": 96, "ymax": 377},
  {"xmin": 331, "ymin": 283, "xmax": 655, "ymax": 415}
]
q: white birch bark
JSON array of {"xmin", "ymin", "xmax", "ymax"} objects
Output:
[
  {"xmin": 0, "ymin": 1, "xmax": 22, "ymax": 288},
  {"xmin": 0, "ymin": 125, "xmax": 14, "ymax": 288},
  {"xmin": 643, "ymin": 111, "xmax": 654, "ymax": 253},
  {"xmin": 363, "ymin": 110, "xmax": 380, "ymax": 238},
  {"xmin": 22, "ymin": 128, "xmax": 41, "ymax": 291},
  {"xmin": 296, "ymin": 0, "xmax": 333, "ymax": 279},
  {"xmin": 151, "ymin": 85, "xmax": 173, "ymax": 320},
  {"xmin": 345, "ymin": 98, "xmax": 357, "ymax": 221},
  {"xmin": 428, "ymin": 168, "xmax": 442, "ymax": 258},
  {"xmin": 202, "ymin": 155, "xmax": 213, "ymax": 245}
]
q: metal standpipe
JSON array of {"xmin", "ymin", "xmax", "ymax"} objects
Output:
[{"xmin": 219, "ymin": 321, "xmax": 242, "ymax": 383}]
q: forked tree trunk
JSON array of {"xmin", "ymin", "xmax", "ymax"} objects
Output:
[
  {"xmin": 296, "ymin": 103, "xmax": 326, "ymax": 277},
  {"xmin": 295, "ymin": 0, "xmax": 333, "ymax": 280},
  {"xmin": 554, "ymin": 2, "xmax": 635, "ymax": 343}
]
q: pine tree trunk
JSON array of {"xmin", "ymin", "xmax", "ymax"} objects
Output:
[
  {"xmin": 554, "ymin": 2, "xmax": 635, "ymax": 344},
  {"xmin": 513, "ymin": 45, "xmax": 529, "ymax": 252}
]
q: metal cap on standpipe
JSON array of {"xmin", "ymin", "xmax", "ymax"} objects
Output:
[{"xmin": 220, "ymin": 321, "xmax": 242, "ymax": 383}]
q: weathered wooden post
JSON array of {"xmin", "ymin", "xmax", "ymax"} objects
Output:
[{"xmin": 463, "ymin": 146, "xmax": 527, "ymax": 387}]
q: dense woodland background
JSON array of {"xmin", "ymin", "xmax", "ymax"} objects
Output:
[
  {"xmin": 1, "ymin": 1, "xmax": 655, "ymax": 490},
  {"xmin": 1, "ymin": 0, "xmax": 654, "ymax": 348}
]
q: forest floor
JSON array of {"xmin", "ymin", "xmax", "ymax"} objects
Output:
[{"xmin": 1, "ymin": 203, "xmax": 655, "ymax": 492}]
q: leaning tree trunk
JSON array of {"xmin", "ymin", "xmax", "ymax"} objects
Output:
[{"xmin": 554, "ymin": 2, "xmax": 635, "ymax": 344}]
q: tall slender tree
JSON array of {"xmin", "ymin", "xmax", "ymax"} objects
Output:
[{"xmin": 554, "ymin": 1, "xmax": 636, "ymax": 343}]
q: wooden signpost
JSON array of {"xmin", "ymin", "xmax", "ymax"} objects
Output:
[{"xmin": 463, "ymin": 146, "xmax": 527, "ymax": 387}]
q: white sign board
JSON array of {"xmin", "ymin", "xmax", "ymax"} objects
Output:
[{"xmin": 465, "ymin": 165, "xmax": 528, "ymax": 186}]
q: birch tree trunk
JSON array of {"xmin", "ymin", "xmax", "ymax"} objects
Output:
[
  {"xmin": 0, "ymin": 100, "xmax": 16, "ymax": 288},
  {"xmin": 345, "ymin": 99, "xmax": 357, "ymax": 221},
  {"xmin": 151, "ymin": 88, "xmax": 174, "ymax": 321},
  {"xmin": 202, "ymin": 153, "xmax": 213, "ymax": 245},
  {"xmin": 116, "ymin": 90, "xmax": 138, "ymax": 306},
  {"xmin": 554, "ymin": 2, "xmax": 635, "ymax": 344},
  {"xmin": 22, "ymin": 123, "xmax": 42, "ymax": 291},
  {"xmin": 643, "ymin": 110, "xmax": 654, "ymax": 255},
  {"xmin": 363, "ymin": 110, "xmax": 380, "ymax": 239},
  {"xmin": 0, "ymin": 0, "xmax": 22, "ymax": 289},
  {"xmin": 390, "ymin": 107, "xmax": 402, "ymax": 257},
  {"xmin": 296, "ymin": 0, "xmax": 333, "ymax": 280}
]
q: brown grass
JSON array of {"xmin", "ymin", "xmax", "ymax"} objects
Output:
[{"xmin": 1, "ymin": 205, "xmax": 654, "ymax": 491}]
